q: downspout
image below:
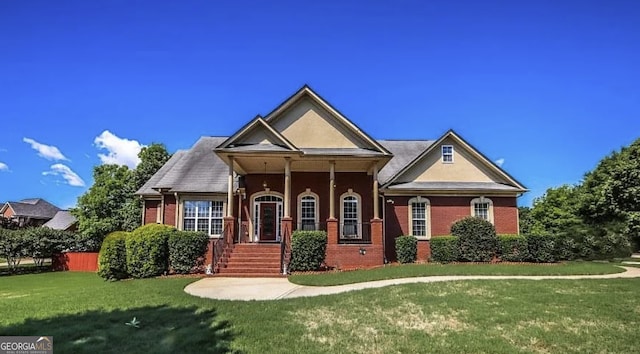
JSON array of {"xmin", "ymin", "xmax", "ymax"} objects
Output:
[
  {"xmin": 381, "ymin": 193, "xmax": 387, "ymax": 264},
  {"xmin": 160, "ymin": 194, "xmax": 165, "ymax": 224},
  {"xmin": 174, "ymin": 192, "xmax": 179, "ymax": 229}
]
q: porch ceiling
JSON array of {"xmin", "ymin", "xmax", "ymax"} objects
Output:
[{"xmin": 232, "ymin": 155, "xmax": 385, "ymax": 174}]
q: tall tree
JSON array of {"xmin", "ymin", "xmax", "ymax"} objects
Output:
[
  {"xmin": 529, "ymin": 185, "xmax": 584, "ymax": 235},
  {"xmin": 517, "ymin": 206, "xmax": 534, "ymax": 234},
  {"xmin": 73, "ymin": 143, "xmax": 171, "ymax": 244}
]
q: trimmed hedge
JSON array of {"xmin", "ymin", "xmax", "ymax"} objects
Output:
[
  {"xmin": 289, "ymin": 230, "xmax": 327, "ymax": 272},
  {"xmin": 526, "ymin": 233, "xmax": 557, "ymax": 262},
  {"xmin": 126, "ymin": 224, "xmax": 175, "ymax": 278},
  {"xmin": 168, "ymin": 231, "xmax": 209, "ymax": 274},
  {"xmin": 98, "ymin": 231, "xmax": 129, "ymax": 280},
  {"xmin": 451, "ymin": 217, "xmax": 499, "ymax": 262},
  {"xmin": 396, "ymin": 236, "xmax": 418, "ymax": 264},
  {"xmin": 430, "ymin": 236, "xmax": 458, "ymax": 263},
  {"xmin": 499, "ymin": 235, "xmax": 528, "ymax": 262}
]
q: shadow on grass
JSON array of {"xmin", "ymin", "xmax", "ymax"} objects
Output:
[{"xmin": 1, "ymin": 305, "xmax": 240, "ymax": 353}]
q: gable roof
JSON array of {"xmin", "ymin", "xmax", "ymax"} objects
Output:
[
  {"xmin": 216, "ymin": 115, "xmax": 299, "ymax": 153},
  {"xmin": 136, "ymin": 137, "xmax": 230, "ymax": 195},
  {"xmin": 1, "ymin": 199, "xmax": 61, "ymax": 219},
  {"xmin": 264, "ymin": 85, "xmax": 392, "ymax": 156},
  {"xmin": 43, "ymin": 210, "xmax": 77, "ymax": 230},
  {"xmin": 382, "ymin": 130, "xmax": 527, "ymax": 192},
  {"xmin": 377, "ymin": 140, "xmax": 434, "ymax": 184}
]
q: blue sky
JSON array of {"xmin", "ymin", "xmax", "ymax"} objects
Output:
[{"xmin": 1, "ymin": 0, "xmax": 639, "ymax": 209}]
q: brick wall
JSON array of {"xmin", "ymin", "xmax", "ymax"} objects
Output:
[
  {"xmin": 384, "ymin": 195, "xmax": 519, "ymax": 261},
  {"xmin": 325, "ymin": 244, "xmax": 384, "ymax": 269},
  {"xmin": 163, "ymin": 194, "xmax": 177, "ymax": 227},
  {"xmin": 143, "ymin": 200, "xmax": 160, "ymax": 225}
]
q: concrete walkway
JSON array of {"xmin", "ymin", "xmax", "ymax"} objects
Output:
[{"xmin": 184, "ymin": 266, "xmax": 640, "ymax": 301}]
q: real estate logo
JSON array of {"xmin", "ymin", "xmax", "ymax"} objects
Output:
[{"xmin": 0, "ymin": 336, "xmax": 52, "ymax": 354}]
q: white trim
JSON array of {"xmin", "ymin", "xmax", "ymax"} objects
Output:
[
  {"xmin": 250, "ymin": 191, "xmax": 284, "ymax": 242},
  {"xmin": 408, "ymin": 197, "xmax": 431, "ymax": 240},
  {"xmin": 339, "ymin": 189, "xmax": 362, "ymax": 239},
  {"xmin": 297, "ymin": 188, "xmax": 319, "ymax": 231},
  {"xmin": 470, "ymin": 197, "xmax": 494, "ymax": 224},
  {"xmin": 441, "ymin": 145, "xmax": 454, "ymax": 163}
]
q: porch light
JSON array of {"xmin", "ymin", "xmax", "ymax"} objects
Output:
[{"xmin": 359, "ymin": 247, "xmax": 367, "ymax": 256}]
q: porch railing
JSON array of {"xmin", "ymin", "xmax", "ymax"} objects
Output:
[
  {"xmin": 295, "ymin": 222, "xmax": 327, "ymax": 232},
  {"xmin": 338, "ymin": 222, "xmax": 371, "ymax": 244},
  {"xmin": 212, "ymin": 223, "xmax": 234, "ymax": 274}
]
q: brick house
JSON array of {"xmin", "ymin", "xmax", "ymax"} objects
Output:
[
  {"xmin": 136, "ymin": 86, "xmax": 527, "ymax": 275},
  {"xmin": 0, "ymin": 198, "xmax": 77, "ymax": 231}
]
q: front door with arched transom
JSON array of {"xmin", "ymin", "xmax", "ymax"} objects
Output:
[{"xmin": 253, "ymin": 194, "xmax": 283, "ymax": 242}]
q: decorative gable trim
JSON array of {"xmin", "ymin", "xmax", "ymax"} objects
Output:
[
  {"xmin": 382, "ymin": 130, "xmax": 527, "ymax": 192},
  {"xmin": 264, "ymin": 85, "xmax": 392, "ymax": 156},
  {"xmin": 216, "ymin": 115, "xmax": 299, "ymax": 151}
]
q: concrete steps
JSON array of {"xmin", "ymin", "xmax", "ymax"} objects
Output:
[{"xmin": 216, "ymin": 243, "xmax": 283, "ymax": 277}]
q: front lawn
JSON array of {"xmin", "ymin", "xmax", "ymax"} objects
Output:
[
  {"xmin": 1, "ymin": 272, "xmax": 639, "ymax": 353},
  {"xmin": 289, "ymin": 262, "xmax": 624, "ymax": 286}
]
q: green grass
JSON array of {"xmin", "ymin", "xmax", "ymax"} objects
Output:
[
  {"xmin": 1, "ymin": 272, "xmax": 640, "ymax": 353},
  {"xmin": 289, "ymin": 262, "xmax": 625, "ymax": 286}
]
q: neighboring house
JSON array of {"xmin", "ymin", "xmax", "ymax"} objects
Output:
[
  {"xmin": 43, "ymin": 210, "xmax": 78, "ymax": 232},
  {"xmin": 136, "ymin": 86, "xmax": 527, "ymax": 274},
  {"xmin": 0, "ymin": 198, "xmax": 77, "ymax": 231}
]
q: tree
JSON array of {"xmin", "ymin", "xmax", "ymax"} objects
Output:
[
  {"xmin": 72, "ymin": 164, "xmax": 134, "ymax": 247},
  {"xmin": 72, "ymin": 143, "xmax": 171, "ymax": 247},
  {"xmin": 529, "ymin": 185, "xmax": 584, "ymax": 236},
  {"xmin": 517, "ymin": 206, "xmax": 534, "ymax": 234}
]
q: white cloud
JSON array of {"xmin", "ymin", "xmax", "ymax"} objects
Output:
[
  {"xmin": 0, "ymin": 162, "xmax": 8, "ymax": 171},
  {"xmin": 495, "ymin": 158, "xmax": 505, "ymax": 167},
  {"xmin": 43, "ymin": 164, "xmax": 85, "ymax": 187},
  {"xmin": 23, "ymin": 137, "xmax": 69, "ymax": 161},
  {"xmin": 94, "ymin": 130, "xmax": 143, "ymax": 169}
]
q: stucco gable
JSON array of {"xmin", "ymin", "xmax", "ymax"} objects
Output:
[
  {"xmin": 265, "ymin": 86, "xmax": 391, "ymax": 154},
  {"xmin": 217, "ymin": 116, "xmax": 298, "ymax": 151},
  {"xmin": 384, "ymin": 130, "xmax": 527, "ymax": 192}
]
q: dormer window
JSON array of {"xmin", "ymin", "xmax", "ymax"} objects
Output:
[{"xmin": 442, "ymin": 145, "xmax": 454, "ymax": 163}]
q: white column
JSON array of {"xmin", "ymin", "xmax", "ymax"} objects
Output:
[
  {"xmin": 373, "ymin": 163, "xmax": 379, "ymax": 220},
  {"xmin": 284, "ymin": 158, "xmax": 291, "ymax": 218},
  {"xmin": 227, "ymin": 156, "xmax": 234, "ymax": 217},
  {"xmin": 329, "ymin": 161, "xmax": 335, "ymax": 219}
]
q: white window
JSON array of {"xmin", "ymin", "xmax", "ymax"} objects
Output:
[
  {"xmin": 408, "ymin": 197, "xmax": 431, "ymax": 239},
  {"xmin": 297, "ymin": 189, "xmax": 319, "ymax": 231},
  {"xmin": 183, "ymin": 200, "xmax": 224, "ymax": 236},
  {"xmin": 340, "ymin": 190, "xmax": 361, "ymax": 238},
  {"xmin": 442, "ymin": 145, "xmax": 454, "ymax": 163},
  {"xmin": 470, "ymin": 197, "xmax": 494, "ymax": 223}
]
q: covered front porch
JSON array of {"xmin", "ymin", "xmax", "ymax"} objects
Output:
[{"xmin": 216, "ymin": 152, "xmax": 387, "ymax": 271}]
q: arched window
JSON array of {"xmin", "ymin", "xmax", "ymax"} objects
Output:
[
  {"xmin": 340, "ymin": 189, "xmax": 361, "ymax": 239},
  {"xmin": 297, "ymin": 189, "xmax": 319, "ymax": 231},
  {"xmin": 408, "ymin": 197, "xmax": 431, "ymax": 239},
  {"xmin": 470, "ymin": 197, "xmax": 494, "ymax": 224}
]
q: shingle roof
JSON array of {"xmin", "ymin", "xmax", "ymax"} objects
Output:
[
  {"xmin": 5, "ymin": 199, "xmax": 60, "ymax": 219},
  {"xmin": 377, "ymin": 140, "xmax": 434, "ymax": 184},
  {"xmin": 136, "ymin": 137, "xmax": 230, "ymax": 195},
  {"xmin": 386, "ymin": 181, "xmax": 523, "ymax": 192},
  {"xmin": 43, "ymin": 210, "xmax": 77, "ymax": 230}
]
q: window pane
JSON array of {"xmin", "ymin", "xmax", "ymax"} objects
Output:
[
  {"xmin": 412, "ymin": 220, "xmax": 426, "ymax": 236},
  {"xmin": 474, "ymin": 203, "xmax": 489, "ymax": 220},
  {"xmin": 184, "ymin": 219, "xmax": 195, "ymax": 231},
  {"xmin": 211, "ymin": 201, "xmax": 223, "ymax": 218},
  {"xmin": 411, "ymin": 202, "xmax": 427, "ymax": 236},
  {"xmin": 197, "ymin": 219, "xmax": 209, "ymax": 233},
  {"xmin": 211, "ymin": 219, "xmax": 222, "ymax": 235},
  {"xmin": 196, "ymin": 201, "xmax": 210, "ymax": 217},
  {"xmin": 184, "ymin": 201, "xmax": 196, "ymax": 218}
]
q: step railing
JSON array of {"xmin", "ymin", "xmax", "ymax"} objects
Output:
[
  {"xmin": 212, "ymin": 223, "xmax": 234, "ymax": 274},
  {"xmin": 281, "ymin": 222, "xmax": 292, "ymax": 275}
]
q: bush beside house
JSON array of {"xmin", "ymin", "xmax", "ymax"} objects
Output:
[
  {"xmin": 429, "ymin": 236, "xmax": 458, "ymax": 263},
  {"xmin": 452, "ymin": 217, "xmax": 500, "ymax": 262},
  {"xmin": 289, "ymin": 231, "xmax": 327, "ymax": 271},
  {"xmin": 168, "ymin": 231, "xmax": 209, "ymax": 274},
  {"xmin": 126, "ymin": 224, "xmax": 174, "ymax": 278},
  {"xmin": 98, "ymin": 231, "xmax": 130, "ymax": 280},
  {"xmin": 395, "ymin": 236, "xmax": 417, "ymax": 264}
]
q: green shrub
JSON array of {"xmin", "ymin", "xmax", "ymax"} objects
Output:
[
  {"xmin": 168, "ymin": 231, "xmax": 209, "ymax": 274},
  {"xmin": 98, "ymin": 231, "xmax": 129, "ymax": 280},
  {"xmin": 553, "ymin": 234, "xmax": 577, "ymax": 261},
  {"xmin": 289, "ymin": 231, "xmax": 327, "ymax": 272},
  {"xmin": 0, "ymin": 229, "xmax": 29, "ymax": 272},
  {"xmin": 451, "ymin": 217, "xmax": 499, "ymax": 262},
  {"xmin": 594, "ymin": 231, "xmax": 631, "ymax": 259},
  {"xmin": 499, "ymin": 234, "xmax": 528, "ymax": 262},
  {"xmin": 22, "ymin": 227, "xmax": 74, "ymax": 267},
  {"xmin": 526, "ymin": 233, "xmax": 557, "ymax": 262},
  {"xmin": 395, "ymin": 236, "xmax": 418, "ymax": 264},
  {"xmin": 126, "ymin": 224, "xmax": 175, "ymax": 278},
  {"xmin": 430, "ymin": 236, "xmax": 458, "ymax": 263}
]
